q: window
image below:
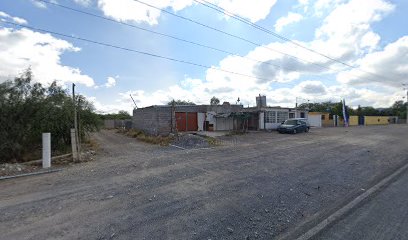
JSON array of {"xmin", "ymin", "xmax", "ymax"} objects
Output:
[
  {"xmin": 300, "ymin": 112, "xmax": 305, "ymax": 118},
  {"xmin": 321, "ymin": 115, "xmax": 326, "ymax": 120},
  {"xmin": 329, "ymin": 114, "xmax": 333, "ymax": 120},
  {"xmin": 277, "ymin": 111, "xmax": 288, "ymax": 123},
  {"xmin": 265, "ymin": 111, "xmax": 276, "ymax": 123}
]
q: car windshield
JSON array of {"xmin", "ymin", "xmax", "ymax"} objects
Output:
[{"xmin": 284, "ymin": 120, "xmax": 298, "ymax": 125}]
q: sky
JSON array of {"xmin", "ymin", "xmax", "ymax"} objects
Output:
[{"xmin": 0, "ymin": 0, "xmax": 407, "ymax": 114}]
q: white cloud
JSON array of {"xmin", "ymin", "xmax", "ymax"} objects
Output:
[
  {"xmin": 30, "ymin": 0, "xmax": 47, "ymax": 8},
  {"xmin": 274, "ymin": 12, "xmax": 303, "ymax": 32},
  {"xmin": 97, "ymin": 0, "xmax": 278, "ymax": 25},
  {"xmin": 215, "ymin": 0, "xmax": 278, "ymax": 23},
  {"xmin": 297, "ymin": 80, "xmax": 327, "ymax": 95},
  {"xmin": 0, "ymin": 11, "xmax": 28, "ymax": 25},
  {"xmin": 74, "ymin": 0, "xmax": 93, "ymax": 6},
  {"xmin": 0, "ymin": 26, "xmax": 94, "ymax": 87},
  {"xmin": 97, "ymin": 0, "xmax": 193, "ymax": 25},
  {"xmin": 307, "ymin": 0, "xmax": 395, "ymax": 69},
  {"xmin": 298, "ymin": 0, "xmax": 309, "ymax": 5},
  {"xmin": 337, "ymin": 36, "xmax": 408, "ymax": 88},
  {"xmin": 104, "ymin": 76, "xmax": 116, "ymax": 88}
]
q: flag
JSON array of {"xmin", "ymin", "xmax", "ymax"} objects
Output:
[{"xmin": 342, "ymin": 99, "xmax": 349, "ymax": 127}]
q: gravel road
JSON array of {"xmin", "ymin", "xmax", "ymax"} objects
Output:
[
  {"xmin": 1, "ymin": 125, "xmax": 407, "ymax": 240},
  {"xmin": 314, "ymin": 163, "xmax": 408, "ymax": 240}
]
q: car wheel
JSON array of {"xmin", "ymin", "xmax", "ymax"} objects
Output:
[
  {"xmin": 293, "ymin": 129, "xmax": 297, "ymax": 134},
  {"xmin": 305, "ymin": 127, "xmax": 309, "ymax": 133}
]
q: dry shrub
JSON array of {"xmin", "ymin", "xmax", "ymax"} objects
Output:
[{"xmin": 118, "ymin": 129, "xmax": 173, "ymax": 146}]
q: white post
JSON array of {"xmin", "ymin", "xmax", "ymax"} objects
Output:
[{"xmin": 42, "ymin": 133, "xmax": 51, "ymax": 168}]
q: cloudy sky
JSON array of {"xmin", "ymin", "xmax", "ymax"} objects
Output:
[{"xmin": 0, "ymin": 0, "xmax": 407, "ymax": 113}]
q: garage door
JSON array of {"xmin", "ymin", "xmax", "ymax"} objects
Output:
[
  {"xmin": 175, "ymin": 112, "xmax": 198, "ymax": 132},
  {"xmin": 308, "ymin": 115, "xmax": 322, "ymax": 127}
]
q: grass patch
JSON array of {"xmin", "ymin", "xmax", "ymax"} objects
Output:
[
  {"xmin": 225, "ymin": 130, "xmax": 247, "ymax": 137},
  {"xmin": 205, "ymin": 136, "xmax": 220, "ymax": 146}
]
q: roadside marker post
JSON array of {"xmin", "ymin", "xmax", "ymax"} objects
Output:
[{"xmin": 42, "ymin": 133, "xmax": 51, "ymax": 168}]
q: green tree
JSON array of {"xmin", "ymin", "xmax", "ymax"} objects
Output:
[
  {"xmin": 167, "ymin": 99, "xmax": 196, "ymax": 105},
  {"xmin": 99, "ymin": 110, "xmax": 131, "ymax": 120},
  {"xmin": 391, "ymin": 100, "xmax": 407, "ymax": 118},
  {"xmin": 210, "ymin": 96, "xmax": 220, "ymax": 105},
  {"xmin": 0, "ymin": 69, "xmax": 100, "ymax": 162}
]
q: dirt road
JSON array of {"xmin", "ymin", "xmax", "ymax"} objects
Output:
[{"xmin": 1, "ymin": 126, "xmax": 407, "ymax": 240}]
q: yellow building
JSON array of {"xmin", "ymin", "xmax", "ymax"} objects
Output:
[{"xmin": 364, "ymin": 116, "xmax": 389, "ymax": 125}]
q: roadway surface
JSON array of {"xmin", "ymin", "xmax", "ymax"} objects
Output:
[
  {"xmin": 314, "ymin": 167, "xmax": 408, "ymax": 240},
  {"xmin": 1, "ymin": 125, "xmax": 408, "ymax": 240}
]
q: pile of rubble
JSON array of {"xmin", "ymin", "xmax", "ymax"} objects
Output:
[{"xmin": 171, "ymin": 134, "xmax": 212, "ymax": 149}]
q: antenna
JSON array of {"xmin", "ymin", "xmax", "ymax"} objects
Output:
[{"xmin": 130, "ymin": 94, "xmax": 138, "ymax": 109}]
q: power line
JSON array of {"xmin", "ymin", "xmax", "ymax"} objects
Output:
[
  {"xmin": 192, "ymin": 0, "xmax": 392, "ymax": 81},
  {"xmin": 1, "ymin": 20, "xmax": 289, "ymax": 85},
  {"xmin": 131, "ymin": 0, "xmax": 337, "ymax": 73},
  {"xmin": 35, "ymin": 0, "xmax": 286, "ymax": 71},
  {"xmin": 35, "ymin": 0, "xmax": 385, "ymax": 83}
]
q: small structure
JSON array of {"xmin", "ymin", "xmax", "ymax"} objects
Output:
[
  {"xmin": 132, "ymin": 103, "xmax": 243, "ymax": 135},
  {"xmin": 244, "ymin": 96, "xmax": 308, "ymax": 130},
  {"xmin": 132, "ymin": 95, "xmax": 309, "ymax": 134}
]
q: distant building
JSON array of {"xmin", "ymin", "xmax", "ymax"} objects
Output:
[
  {"xmin": 132, "ymin": 96, "xmax": 309, "ymax": 135},
  {"xmin": 132, "ymin": 103, "xmax": 243, "ymax": 135}
]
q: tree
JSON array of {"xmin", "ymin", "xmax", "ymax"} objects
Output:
[
  {"xmin": 0, "ymin": 69, "xmax": 100, "ymax": 163},
  {"xmin": 210, "ymin": 96, "xmax": 220, "ymax": 105},
  {"xmin": 99, "ymin": 110, "xmax": 131, "ymax": 120},
  {"xmin": 391, "ymin": 100, "xmax": 407, "ymax": 118},
  {"xmin": 167, "ymin": 99, "xmax": 196, "ymax": 105}
]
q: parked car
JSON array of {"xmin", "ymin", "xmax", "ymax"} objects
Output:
[{"xmin": 277, "ymin": 118, "xmax": 310, "ymax": 134}]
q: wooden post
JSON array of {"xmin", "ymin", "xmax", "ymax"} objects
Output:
[{"xmin": 71, "ymin": 128, "xmax": 78, "ymax": 162}]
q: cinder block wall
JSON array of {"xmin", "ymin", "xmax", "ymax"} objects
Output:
[
  {"xmin": 132, "ymin": 104, "xmax": 244, "ymax": 135},
  {"xmin": 133, "ymin": 106, "xmax": 174, "ymax": 135}
]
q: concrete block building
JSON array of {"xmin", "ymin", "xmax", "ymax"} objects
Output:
[{"xmin": 132, "ymin": 103, "xmax": 243, "ymax": 135}]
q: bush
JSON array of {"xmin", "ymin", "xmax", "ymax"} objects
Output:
[{"xmin": 0, "ymin": 69, "xmax": 101, "ymax": 163}]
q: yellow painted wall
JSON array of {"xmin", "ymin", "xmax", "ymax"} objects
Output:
[
  {"xmin": 364, "ymin": 116, "xmax": 389, "ymax": 125},
  {"xmin": 349, "ymin": 116, "xmax": 358, "ymax": 126}
]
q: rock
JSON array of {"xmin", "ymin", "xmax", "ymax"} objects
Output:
[{"xmin": 227, "ymin": 227, "xmax": 234, "ymax": 234}]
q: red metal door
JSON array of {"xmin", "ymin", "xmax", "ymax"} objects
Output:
[
  {"xmin": 176, "ymin": 112, "xmax": 186, "ymax": 132},
  {"xmin": 186, "ymin": 112, "xmax": 198, "ymax": 131}
]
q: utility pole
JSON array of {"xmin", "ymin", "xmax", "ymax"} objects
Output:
[
  {"xmin": 404, "ymin": 84, "xmax": 408, "ymax": 124},
  {"xmin": 72, "ymin": 83, "xmax": 80, "ymax": 161},
  {"xmin": 295, "ymin": 97, "xmax": 298, "ymax": 118}
]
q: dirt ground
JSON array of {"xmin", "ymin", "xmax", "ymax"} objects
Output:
[{"xmin": 1, "ymin": 125, "xmax": 408, "ymax": 240}]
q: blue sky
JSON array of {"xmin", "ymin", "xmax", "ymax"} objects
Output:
[{"xmin": 0, "ymin": 0, "xmax": 407, "ymax": 113}]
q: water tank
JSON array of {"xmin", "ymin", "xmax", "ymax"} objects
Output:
[{"xmin": 256, "ymin": 95, "xmax": 267, "ymax": 108}]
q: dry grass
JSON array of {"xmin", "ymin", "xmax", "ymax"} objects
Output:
[
  {"xmin": 205, "ymin": 136, "xmax": 221, "ymax": 146},
  {"xmin": 225, "ymin": 130, "xmax": 247, "ymax": 136},
  {"xmin": 117, "ymin": 129, "xmax": 174, "ymax": 146}
]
